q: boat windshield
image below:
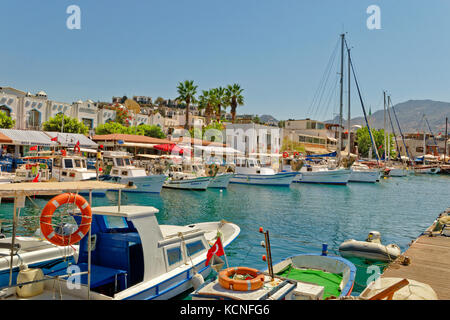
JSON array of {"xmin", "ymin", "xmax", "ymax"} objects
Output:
[
  {"xmin": 74, "ymin": 159, "xmax": 82, "ymax": 168},
  {"xmin": 124, "ymin": 158, "xmax": 131, "ymax": 166},
  {"xmin": 64, "ymin": 159, "xmax": 73, "ymax": 169},
  {"xmin": 116, "ymin": 158, "xmax": 124, "ymax": 167}
]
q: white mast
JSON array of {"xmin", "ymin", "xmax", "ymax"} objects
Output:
[
  {"xmin": 338, "ymin": 33, "xmax": 345, "ymax": 161},
  {"xmin": 383, "ymin": 91, "xmax": 387, "ymax": 165}
]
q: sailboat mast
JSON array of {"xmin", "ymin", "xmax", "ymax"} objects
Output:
[
  {"xmin": 339, "ymin": 33, "xmax": 345, "ymax": 158},
  {"xmin": 445, "ymin": 117, "xmax": 448, "ymax": 163},
  {"xmin": 347, "ymin": 47, "xmax": 351, "ymax": 160},
  {"xmin": 383, "ymin": 91, "xmax": 387, "ymax": 164}
]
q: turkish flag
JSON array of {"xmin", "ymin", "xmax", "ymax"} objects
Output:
[
  {"xmin": 29, "ymin": 145, "xmax": 38, "ymax": 151},
  {"xmin": 51, "ymin": 136, "xmax": 58, "ymax": 142},
  {"xmin": 74, "ymin": 140, "xmax": 80, "ymax": 152},
  {"xmin": 205, "ymin": 237, "xmax": 225, "ymax": 266},
  {"xmin": 32, "ymin": 173, "xmax": 39, "ymax": 182}
]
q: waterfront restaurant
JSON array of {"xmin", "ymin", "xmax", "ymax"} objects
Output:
[{"xmin": 91, "ymin": 133, "xmax": 175, "ymax": 155}]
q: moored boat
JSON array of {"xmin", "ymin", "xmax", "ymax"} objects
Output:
[
  {"xmin": 349, "ymin": 163, "xmax": 380, "ymax": 183},
  {"xmin": 294, "ymin": 165, "xmax": 350, "ymax": 185},
  {"xmin": 230, "ymin": 158, "xmax": 297, "ymax": 186}
]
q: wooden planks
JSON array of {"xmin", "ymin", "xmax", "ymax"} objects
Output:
[{"xmin": 381, "ymin": 234, "xmax": 450, "ymax": 300}]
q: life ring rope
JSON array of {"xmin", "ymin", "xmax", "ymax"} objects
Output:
[{"xmin": 39, "ymin": 193, "xmax": 92, "ymax": 247}]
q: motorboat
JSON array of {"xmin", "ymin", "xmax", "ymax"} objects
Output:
[
  {"xmin": 191, "ymin": 267, "xmax": 299, "ymax": 300},
  {"xmin": 414, "ymin": 165, "xmax": 440, "ymax": 174},
  {"xmin": 0, "ymin": 181, "xmax": 128, "ymax": 288},
  {"xmin": 0, "ymin": 198, "xmax": 241, "ymax": 300},
  {"xmin": 100, "ymin": 151, "xmax": 167, "ymax": 193},
  {"xmin": 349, "ymin": 163, "xmax": 380, "ymax": 183},
  {"xmin": 14, "ymin": 158, "xmax": 51, "ymax": 183},
  {"xmin": 293, "ymin": 164, "xmax": 350, "ymax": 185},
  {"xmin": 271, "ymin": 253, "xmax": 356, "ymax": 299},
  {"xmin": 163, "ymin": 164, "xmax": 213, "ymax": 190},
  {"xmin": 385, "ymin": 166, "xmax": 409, "ymax": 177},
  {"xmin": 230, "ymin": 158, "xmax": 298, "ymax": 186},
  {"xmin": 200, "ymin": 163, "xmax": 234, "ymax": 189},
  {"xmin": 339, "ymin": 231, "xmax": 401, "ymax": 262}
]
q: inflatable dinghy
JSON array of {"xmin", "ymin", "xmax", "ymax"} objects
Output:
[{"xmin": 339, "ymin": 231, "xmax": 401, "ymax": 262}]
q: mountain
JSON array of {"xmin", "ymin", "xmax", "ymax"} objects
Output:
[
  {"xmin": 259, "ymin": 114, "xmax": 279, "ymax": 124},
  {"xmin": 327, "ymin": 100, "xmax": 450, "ymax": 134}
]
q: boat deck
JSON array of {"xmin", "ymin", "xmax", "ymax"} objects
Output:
[{"xmin": 381, "ymin": 213, "xmax": 450, "ymax": 300}]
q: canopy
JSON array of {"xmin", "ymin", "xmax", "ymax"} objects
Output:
[
  {"xmin": 0, "ymin": 129, "xmax": 57, "ymax": 147},
  {"xmin": 154, "ymin": 144, "xmax": 191, "ymax": 155},
  {"xmin": 306, "ymin": 151, "xmax": 337, "ymax": 158}
]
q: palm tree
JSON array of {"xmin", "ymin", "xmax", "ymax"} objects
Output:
[
  {"xmin": 198, "ymin": 90, "xmax": 216, "ymax": 125},
  {"xmin": 211, "ymin": 87, "xmax": 227, "ymax": 122},
  {"xmin": 176, "ymin": 80, "xmax": 198, "ymax": 129},
  {"xmin": 225, "ymin": 84, "xmax": 244, "ymax": 123}
]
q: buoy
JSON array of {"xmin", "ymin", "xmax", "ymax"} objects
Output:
[
  {"xmin": 260, "ymin": 241, "xmax": 265, "ymax": 248},
  {"xmin": 262, "ymin": 255, "xmax": 267, "ymax": 261},
  {"xmin": 259, "ymin": 227, "xmax": 264, "ymax": 233},
  {"xmin": 191, "ymin": 273, "xmax": 204, "ymax": 290}
]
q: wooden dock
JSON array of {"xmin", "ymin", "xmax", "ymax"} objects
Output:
[{"xmin": 381, "ymin": 209, "xmax": 450, "ymax": 300}]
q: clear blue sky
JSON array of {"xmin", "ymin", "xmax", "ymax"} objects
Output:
[{"xmin": 1, "ymin": 0, "xmax": 450, "ymax": 121}]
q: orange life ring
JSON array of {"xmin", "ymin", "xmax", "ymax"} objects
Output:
[
  {"xmin": 282, "ymin": 152, "xmax": 289, "ymax": 158},
  {"xmin": 218, "ymin": 267, "xmax": 265, "ymax": 291},
  {"xmin": 40, "ymin": 193, "xmax": 92, "ymax": 246}
]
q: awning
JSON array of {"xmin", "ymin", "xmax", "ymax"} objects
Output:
[
  {"xmin": 0, "ymin": 129, "xmax": 57, "ymax": 147},
  {"xmin": 121, "ymin": 142, "xmax": 156, "ymax": 148},
  {"xmin": 304, "ymin": 146, "xmax": 330, "ymax": 154},
  {"xmin": 194, "ymin": 145, "xmax": 243, "ymax": 154},
  {"xmin": 45, "ymin": 132, "xmax": 98, "ymax": 148}
]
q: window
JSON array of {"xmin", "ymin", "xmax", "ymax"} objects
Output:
[
  {"xmin": 416, "ymin": 147, "xmax": 424, "ymax": 153},
  {"xmin": 116, "ymin": 158, "xmax": 124, "ymax": 166},
  {"xmin": 104, "ymin": 216, "xmax": 128, "ymax": 229},
  {"xmin": 124, "ymin": 159, "xmax": 131, "ymax": 166},
  {"xmin": 112, "ymin": 170, "xmax": 119, "ymax": 175},
  {"xmin": 82, "ymin": 160, "xmax": 86, "ymax": 168},
  {"xmin": 74, "ymin": 159, "xmax": 81, "ymax": 168},
  {"xmin": 167, "ymin": 247, "xmax": 182, "ymax": 266},
  {"xmin": 62, "ymin": 171, "xmax": 67, "ymax": 176},
  {"xmin": 122, "ymin": 171, "xmax": 128, "ymax": 176},
  {"xmin": 64, "ymin": 159, "xmax": 73, "ymax": 168},
  {"xmin": 186, "ymin": 240, "xmax": 205, "ymax": 257}
]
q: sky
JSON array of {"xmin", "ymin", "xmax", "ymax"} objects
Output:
[{"xmin": 1, "ymin": 0, "xmax": 450, "ymax": 121}]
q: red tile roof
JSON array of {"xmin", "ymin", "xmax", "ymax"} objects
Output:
[
  {"xmin": 91, "ymin": 134, "xmax": 175, "ymax": 145},
  {"xmin": 0, "ymin": 132, "xmax": 13, "ymax": 144}
]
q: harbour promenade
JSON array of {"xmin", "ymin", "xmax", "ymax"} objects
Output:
[{"xmin": 380, "ymin": 208, "xmax": 450, "ymax": 299}]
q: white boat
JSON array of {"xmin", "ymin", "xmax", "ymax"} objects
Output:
[
  {"xmin": 163, "ymin": 164, "xmax": 213, "ymax": 190},
  {"xmin": 386, "ymin": 166, "xmax": 408, "ymax": 177},
  {"xmin": 101, "ymin": 151, "xmax": 167, "ymax": 193},
  {"xmin": 230, "ymin": 158, "xmax": 298, "ymax": 186},
  {"xmin": 361, "ymin": 277, "xmax": 438, "ymax": 300},
  {"xmin": 14, "ymin": 160, "xmax": 50, "ymax": 183},
  {"xmin": 208, "ymin": 172, "xmax": 234, "ymax": 189},
  {"xmin": 339, "ymin": 231, "xmax": 401, "ymax": 262},
  {"xmin": 349, "ymin": 164, "xmax": 380, "ymax": 183},
  {"xmin": 414, "ymin": 165, "xmax": 440, "ymax": 174},
  {"xmin": 293, "ymin": 165, "xmax": 350, "ymax": 185},
  {"xmin": 0, "ymin": 181, "xmax": 128, "ymax": 288},
  {"xmin": 0, "ymin": 202, "xmax": 241, "ymax": 300}
]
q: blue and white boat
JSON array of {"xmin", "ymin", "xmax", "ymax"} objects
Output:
[
  {"xmin": 0, "ymin": 202, "xmax": 240, "ymax": 300},
  {"xmin": 101, "ymin": 151, "xmax": 167, "ymax": 193},
  {"xmin": 230, "ymin": 158, "xmax": 298, "ymax": 186},
  {"xmin": 294, "ymin": 165, "xmax": 351, "ymax": 185}
]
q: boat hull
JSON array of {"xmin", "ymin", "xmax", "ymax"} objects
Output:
[
  {"xmin": 339, "ymin": 239, "xmax": 401, "ymax": 262},
  {"xmin": 349, "ymin": 170, "xmax": 380, "ymax": 183},
  {"xmin": 293, "ymin": 169, "xmax": 350, "ymax": 185},
  {"xmin": 414, "ymin": 167, "xmax": 440, "ymax": 174},
  {"xmin": 104, "ymin": 174, "xmax": 167, "ymax": 193},
  {"xmin": 271, "ymin": 253, "xmax": 356, "ymax": 298},
  {"xmin": 230, "ymin": 172, "xmax": 298, "ymax": 186},
  {"xmin": 387, "ymin": 168, "xmax": 408, "ymax": 177},
  {"xmin": 208, "ymin": 173, "xmax": 234, "ymax": 189},
  {"xmin": 163, "ymin": 176, "xmax": 212, "ymax": 190}
]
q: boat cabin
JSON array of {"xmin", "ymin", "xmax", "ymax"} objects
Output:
[
  {"xmin": 234, "ymin": 157, "xmax": 275, "ymax": 175},
  {"xmin": 52, "ymin": 155, "xmax": 96, "ymax": 181},
  {"xmin": 67, "ymin": 206, "xmax": 210, "ymax": 299},
  {"xmin": 102, "ymin": 151, "xmax": 146, "ymax": 178}
]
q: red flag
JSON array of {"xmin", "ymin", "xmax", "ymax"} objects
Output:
[
  {"xmin": 205, "ymin": 237, "xmax": 225, "ymax": 266},
  {"xmin": 51, "ymin": 136, "xmax": 58, "ymax": 142},
  {"xmin": 32, "ymin": 173, "xmax": 39, "ymax": 183},
  {"xmin": 74, "ymin": 140, "xmax": 80, "ymax": 152},
  {"xmin": 29, "ymin": 145, "xmax": 38, "ymax": 151},
  {"xmin": 378, "ymin": 144, "xmax": 383, "ymax": 149}
]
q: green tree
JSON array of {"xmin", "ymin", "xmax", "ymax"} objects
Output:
[
  {"xmin": 135, "ymin": 124, "xmax": 166, "ymax": 139},
  {"xmin": 198, "ymin": 90, "xmax": 216, "ymax": 125},
  {"xmin": 225, "ymin": 84, "xmax": 244, "ymax": 123},
  {"xmin": 95, "ymin": 122, "xmax": 130, "ymax": 135},
  {"xmin": 253, "ymin": 115, "xmax": 261, "ymax": 124},
  {"xmin": 211, "ymin": 87, "xmax": 227, "ymax": 122},
  {"xmin": 43, "ymin": 114, "xmax": 88, "ymax": 134},
  {"xmin": 0, "ymin": 111, "xmax": 15, "ymax": 129},
  {"xmin": 356, "ymin": 127, "xmax": 396, "ymax": 158},
  {"xmin": 176, "ymin": 80, "xmax": 198, "ymax": 130}
]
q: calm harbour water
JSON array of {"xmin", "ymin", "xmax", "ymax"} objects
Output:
[{"xmin": 1, "ymin": 174, "xmax": 449, "ymax": 296}]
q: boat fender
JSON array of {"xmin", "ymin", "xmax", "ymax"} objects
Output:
[{"xmin": 191, "ymin": 273, "xmax": 204, "ymax": 290}]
